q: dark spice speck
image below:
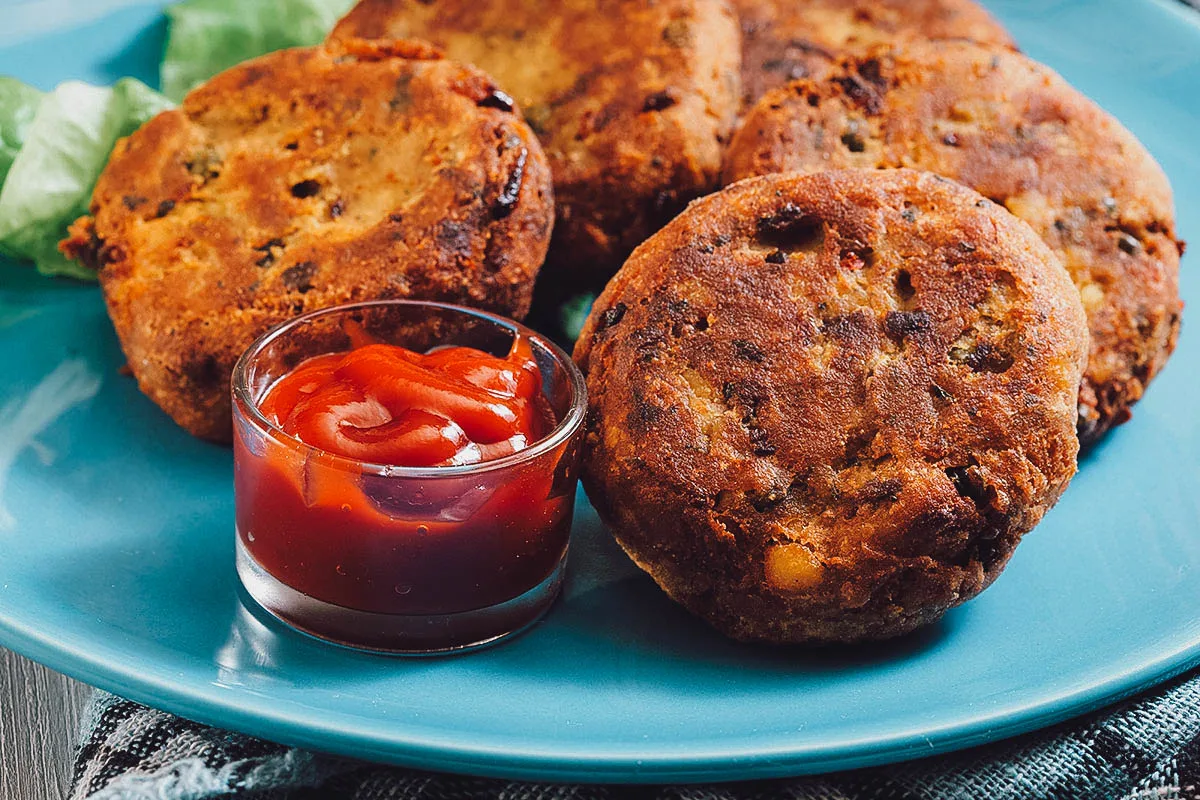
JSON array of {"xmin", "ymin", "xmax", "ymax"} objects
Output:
[
  {"xmin": 831, "ymin": 74, "xmax": 882, "ymax": 114},
  {"xmin": 642, "ymin": 90, "xmax": 679, "ymax": 113},
  {"xmin": 733, "ymin": 339, "xmax": 765, "ymax": 363},
  {"xmin": 280, "ymin": 261, "xmax": 318, "ymax": 293},
  {"xmin": 599, "ymin": 302, "xmax": 627, "ymax": 330},
  {"xmin": 477, "ymin": 88, "xmax": 515, "ymax": 112},
  {"xmin": 756, "ymin": 204, "xmax": 821, "ymax": 249},
  {"xmin": 493, "ymin": 147, "xmax": 527, "ymax": 219},
  {"xmin": 291, "ymin": 180, "xmax": 321, "ymax": 199},
  {"xmin": 1117, "ymin": 232, "xmax": 1142, "ymax": 255},
  {"xmin": 884, "ymin": 310, "xmax": 931, "ymax": 342},
  {"xmin": 749, "ymin": 425, "xmax": 775, "ymax": 456},
  {"xmin": 841, "ymin": 131, "xmax": 866, "ymax": 152},
  {"xmin": 252, "ymin": 238, "xmax": 284, "ymax": 268}
]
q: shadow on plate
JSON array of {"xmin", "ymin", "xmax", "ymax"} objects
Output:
[
  {"xmin": 197, "ymin": 508, "xmax": 961, "ymax": 691},
  {"xmin": 476, "ymin": 508, "xmax": 961, "ymax": 685}
]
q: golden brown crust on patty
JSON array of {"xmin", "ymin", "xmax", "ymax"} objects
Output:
[
  {"xmin": 724, "ymin": 41, "xmax": 1183, "ymax": 445},
  {"xmin": 331, "ymin": 0, "xmax": 741, "ymax": 286},
  {"xmin": 575, "ymin": 169, "xmax": 1088, "ymax": 643},
  {"xmin": 732, "ymin": 0, "xmax": 1014, "ymax": 109},
  {"xmin": 60, "ymin": 38, "xmax": 553, "ymax": 442}
]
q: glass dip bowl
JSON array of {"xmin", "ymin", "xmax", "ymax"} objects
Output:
[{"xmin": 231, "ymin": 300, "xmax": 586, "ymax": 654}]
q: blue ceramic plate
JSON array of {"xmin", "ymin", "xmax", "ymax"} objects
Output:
[{"xmin": 1, "ymin": 0, "xmax": 1198, "ymax": 783}]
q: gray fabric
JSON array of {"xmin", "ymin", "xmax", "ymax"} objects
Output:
[{"xmin": 71, "ymin": 668, "xmax": 1200, "ymax": 799}]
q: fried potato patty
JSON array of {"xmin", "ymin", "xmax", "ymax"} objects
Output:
[
  {"xmin": 576, "ymin": 169, "xmax": 1088, "ymax": 643},
  {"xmin": 724, "ymin": 41, "xmax": 1183, "ymax": 445},
  {"xmin": 733, "ymin": 0, "xmax": 1014, "ymax": 109},
  {"xmin": 331, "ymin": 0, "xmax": 741, "ymax": 286},
  {"xmin": 61, "ymin": 38, "xmax": 553, "ymax": 442}
]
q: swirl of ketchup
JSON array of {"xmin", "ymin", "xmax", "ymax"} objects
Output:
[{"xmin": 259, "ymin": 335, "xmax": 549, "ymax": 467}]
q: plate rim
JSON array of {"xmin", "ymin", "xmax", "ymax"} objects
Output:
[{"xmin": 3, "ymin": 603, "xmax": 1200, "ymax": 782}]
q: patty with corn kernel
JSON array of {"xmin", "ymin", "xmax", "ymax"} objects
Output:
[
  {"xmin": 732, "ymin": 0, "xmax": 1013, "ymax": 110},
  {"xmin": 331, "ymin": 0, "xmax": 741, "ymax": 288},
  {"xmin": 575, "ymin": 169, "xmax": 1088, "ymax": 644},
  {"xmin": 725, "ymin": 41, "xmax": 1184, "ymax": 445},
  {"xmin": 61, "ymin": 38, "xmax": 553, "ymax": 442}
]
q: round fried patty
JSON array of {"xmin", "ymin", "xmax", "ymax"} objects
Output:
[
  {"xmin": 61, "ymin": 38, "xmax": 553, "ymax": 442},
  {"xmin": 724, "ymin": 41, "xmax": 1184, "ymax": 445},
  {"xmin": 575, "ymin": 169, "xmax": 1089, "ymax": 643},
  {"xmin": 331, "ymin": 0, "xmax": 741, "ymax": 286},
  {"xmin": 733, "ymin": 0, "xmax": 1014, "ymax": 109}
]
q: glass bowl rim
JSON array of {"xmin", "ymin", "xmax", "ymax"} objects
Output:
[{"xmin": 231, "ymin": 299, "xmax": 587, "ymax": 479}]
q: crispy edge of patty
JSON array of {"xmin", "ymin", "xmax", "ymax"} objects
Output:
[
  {"xmin": 575, "ymin": 168, "xmax": 1089, "ymax": 643},
  {"xmin": 332, "ymin": 0, "xmax": 742, "ymax": 285},
  {"xmin": 724, "ymin": 40, "xmax": 1184, "ymax": 446},
  {"xmin": 61, "ymin": 37, "xmax": 554, "ymax": 442}
]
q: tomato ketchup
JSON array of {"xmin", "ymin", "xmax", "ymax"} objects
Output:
[
  {"xmin": 258, "ymin": 337, "xmax": 551, "ymax": 468},
  {"xmin": 233, "ymin": 331, "xmax": 577, "ymax": 624}
]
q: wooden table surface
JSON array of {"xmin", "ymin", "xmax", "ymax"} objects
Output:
[{"xmin": 1, "ymin": 648, "xmax": 90, "ymax": 800}]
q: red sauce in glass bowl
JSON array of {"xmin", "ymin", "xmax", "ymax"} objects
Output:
[{"xmin": 233, "ymin": 334, "xmax": 573, "ymax": 618}]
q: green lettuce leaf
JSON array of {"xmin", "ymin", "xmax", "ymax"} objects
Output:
[
  {"xmin": 560, "ymin": 292, "xmax": 597, "ymax": 343},
  {"xmin": 0, "ymin": 78, "xmax": 173, "ymax": 280},
  {"xmin": 160, "ymin": 0, "xmax": 355, "ymax": 102},
  {"xmin": 0, "ymin": 77, "xmax": 43, "ymax": 190}
]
